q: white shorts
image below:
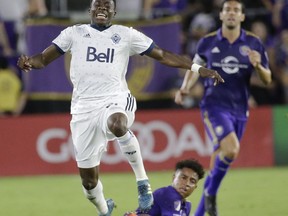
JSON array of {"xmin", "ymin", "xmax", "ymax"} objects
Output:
[{"xmin": 70, "ymin": 93, "xmax": 136, "ymax": 168}]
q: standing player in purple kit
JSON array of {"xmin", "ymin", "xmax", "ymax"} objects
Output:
[
  {"xmin": 17, "ymin": 0, "xmax": 224, "ymax": 215},
  {"xmin": 175, "ymin": 1, "xmax": 272, "ymax": 216}
]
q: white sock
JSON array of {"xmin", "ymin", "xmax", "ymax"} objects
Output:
[
  {"xmin": 118, "ymin": 130, "xmax": 148, "ymax": 181},
  {"xmin": 82, "ymin": 180, "xmax": 108, "ymax": 214}
]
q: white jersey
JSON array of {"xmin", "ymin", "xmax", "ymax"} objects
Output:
[{"xmin": 52, "ymin": 24, "xmax": 153, "ymax": 114}]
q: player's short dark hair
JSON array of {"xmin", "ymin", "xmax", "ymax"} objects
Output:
[
  {"xmin": 175, "ymin": 159, "xmax": 205, "ymax": 179},
  {"xmin": 220, "ymin": 0, "xmax": 245, "ymax": 13},
  {"xmin": 90, "ymin": 0, "xmax": 116, "ymax": 8}
]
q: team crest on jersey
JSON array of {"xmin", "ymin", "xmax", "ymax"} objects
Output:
[
  {"xmin": 239, "ymin": 45, "xmax": 250, "ymax": 56},
  {"xmin": 111, "ymin": 33, "xmax": 121, "ymax": 44},
  {"xmin": 215, "ymin": 125, "xmax": 224, "ymax": 136}
]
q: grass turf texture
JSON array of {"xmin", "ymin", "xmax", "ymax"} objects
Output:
[{"xmin": 0, "ymin": 167, "xmax": 287, "ymax": 216}]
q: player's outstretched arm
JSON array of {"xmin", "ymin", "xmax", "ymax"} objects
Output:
[
  {"xmin": 146, "ymin": 45, "xmax": 224, "ymax": 85},
  {"xmin": 17, "ymin": 45, "xmax": 62, "ymax": 72}
]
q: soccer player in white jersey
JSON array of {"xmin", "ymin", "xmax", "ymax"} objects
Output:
[{"xmin": 17, "ymin": 0, "xmax": 224, "ymax": 215}]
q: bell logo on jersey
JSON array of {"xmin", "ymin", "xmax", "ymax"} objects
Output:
[{"xmin": 86, "ymin": 47, "xmax": 115, "ymax": 63}]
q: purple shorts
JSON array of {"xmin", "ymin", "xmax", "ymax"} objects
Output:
[{"xmin": 201, "ymin": 108, "xmax": 247, "ymax": 151}]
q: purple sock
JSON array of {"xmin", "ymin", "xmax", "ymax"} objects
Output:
[
  {"xmin": 194, "ymin": 173, "xmax": 211, "ymax": 216},
  {"xmin": 207, "ymin": 155, "xmax": 233, "ymax": 195}
]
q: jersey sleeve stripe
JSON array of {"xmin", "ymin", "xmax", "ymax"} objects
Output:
[
  {"xmin": 52, "ymin": 43, "xmax": 65, "ymax": 54},
  {"xmin": 140, "ymin": 42, "xmax": 156, "ymax": 56}
]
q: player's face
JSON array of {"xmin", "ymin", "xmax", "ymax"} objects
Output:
[
  {"xmin": 220, "ymin": 1, "xmax": 245, "ymax": 30},
  {"xmin": 172, "ymin": 168, "xmax": 199, "ymax": 199},
  {"xmin": 90, "ymin": 0, "xmax": 116, "ymax": 26}
]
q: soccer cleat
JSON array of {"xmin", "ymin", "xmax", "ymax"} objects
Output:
[
  {"xmin": 99, "ymin": 199, "xmax": 116, "ymax": 216},
  {"xmin": 137, "ymin": 179, "xmax": 153, "ymax": 212},
  {"xmin": 204, "ymin": 192, "xmax": 218, "ymax": 216}
]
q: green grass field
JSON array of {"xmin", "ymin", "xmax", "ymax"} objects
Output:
[{"xmin": 0, "ymin": 167, "xmax": 287, "ymax": 216}]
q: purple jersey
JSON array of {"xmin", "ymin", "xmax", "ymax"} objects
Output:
[
  {"xmin": 193, "ymin": 29, "xmax": 269, "ymax": 119},
  {"xmin": 137, "ymin": 186, "xmax": 191, "ymax": 216}
]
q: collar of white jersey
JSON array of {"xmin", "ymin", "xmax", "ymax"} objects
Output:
[{"xmin": 90, "ymin": 24, "xmax": 112, "ymax": 31}]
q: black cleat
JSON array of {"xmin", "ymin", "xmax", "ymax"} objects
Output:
[{"xmin": 204, "ymin": 192, "xmax": 218, "ymax": 216}]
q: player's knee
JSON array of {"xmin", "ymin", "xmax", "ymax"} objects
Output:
[
  {"xmin": 225, "ymin": 146, "xmax": 240, "ymax": 159},
  {"xmin": 82, "ymin": 178, "xmax": 98, "ymax": 190},
  {"xmin": 107, "ymin": 114, "xmax": 128, "ymax": 137}
]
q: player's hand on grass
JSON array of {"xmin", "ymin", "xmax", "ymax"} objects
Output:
[
  {"xmin": 123, "ymin": 212, "xmax": 137, "ymax": 216},
  {"xmin": 199, "ymin": 67, "xmax": 224, "ymax": 86},
  {"xmin": 123, "ymin": 212, "xmax": 149, "ymax": 216}
]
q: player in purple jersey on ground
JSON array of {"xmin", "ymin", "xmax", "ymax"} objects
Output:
[
  {"xmin": 17, "ymin": 0, "xmax": 223, "ymax": 215},
  {"xmin": 124, "ymin": 159, "xmax": 205, "ymax": 216},
  {"xmin": 175, "ymin": 1, "xmax": 272, "ymax": 216}
]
